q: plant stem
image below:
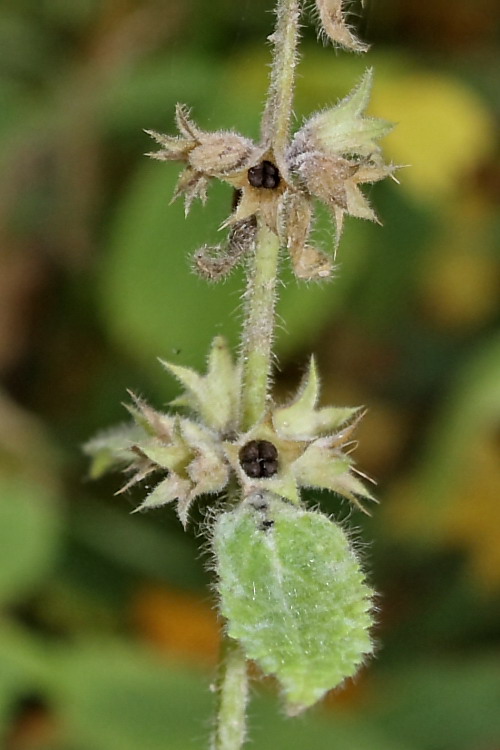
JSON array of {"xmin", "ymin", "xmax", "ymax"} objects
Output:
[
  {"xmin": 212, "ymin": 636, "xmax": 249, "ymax": 750},
  {"xmin": 240, "ymin": 0, "xmax": 301, "ymax": 431},
  {"xmin": 241, "ymin": 221, "xmax": 281, "ymax": 430},
  {"xmin": 214, "ymin": 3, "xmax": 302, "ymax": 746},
  {"xmin": 262, "ymin": 0, "xmax": 301, "ymax": 160}
]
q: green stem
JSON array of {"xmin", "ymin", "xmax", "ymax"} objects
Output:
[
  {"xmin": 241, "ymin": 222, "xmax": 281, "ymax": 430},
  {"xmin": 262, "ymin": 0, "xmax": 301, "ymax": 160},
  {"xmin": 212, "ymin": 636, "xmax": 249, "ymax": 750},
  {"xmin": 240, "ymin": 0, "xmax": 301, "ymax": 431},
  {"xmin": 213, "ymin": 2, "xmax": 302, "ymax": 747}
]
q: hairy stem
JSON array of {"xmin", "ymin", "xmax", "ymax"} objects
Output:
[
  {"xmin": 240, "ymin": 0, "xmax": 301, "ymax": 431},
  {"xmin": 262, "ymin": 0, "xmax": 301, "ymax": 162},
  {"xmin": 215, "ymin": 2, "xmax": 302, "ymax": 746},
  {"xmin": 212, "ymin": 636, "xmax": 249, "ymax": 750},
  {"xmin": 241, "ymin": 221, "xmax": 281, "ymax": 430}
]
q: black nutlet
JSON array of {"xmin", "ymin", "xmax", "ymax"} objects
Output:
[
  {"xmin": 239, "ymin": 439, "xmax": 279, "ymax": 479},
  {"xmin": 247, "ymin": 161, "xmax": 281, "ymax": 189}
]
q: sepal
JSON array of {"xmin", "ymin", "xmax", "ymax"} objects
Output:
[
  {"xmin": 293, "ymin": 442, "xmax": 374, "ymax": 513},
  {"xmin": 133, "ymin": 474, "xmax": 191, "ymax": 515},
  {"xmin": 273, "ymin": 357, "xmax": 360, "ymax": 440},
  {"xmin": 308, "ymin": 70, "xmax": 393, "ymax": 157},
  {"xmin": 125, "ymin": 392, "xmax": 175, "ymax": 440},
  {"xmin": 133, "ymin": 434, "xmax": 189, "ymax": 474},
  {"xmin": 83, "ymin": 423, "xmax": 141, "ymax": 479},
  {"xmin": 161, "ymin": 336, "xmax": 240, "ymax": 433}
]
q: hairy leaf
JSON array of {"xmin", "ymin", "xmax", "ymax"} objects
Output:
[{"xmin": 214, "ymin": 495, "xmax": 374, "ymax": 713}]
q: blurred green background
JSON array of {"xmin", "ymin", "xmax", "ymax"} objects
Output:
[{"xmin": 1, "ymin": 0, "xmax": 499, "ymax": 748}]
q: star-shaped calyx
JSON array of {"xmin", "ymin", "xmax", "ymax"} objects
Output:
[
  {"xmin": 146, "ymin": 70, "xmax": 393, "ymax": 281},
  {"xmin": 224, "ymin": 356, "xmax": 374, "ymax": 512},
  {"xmin": 146, "ymin": 105, "xmax": 289, "ymax": 280},
  {"xmin": 84, "ymin": 338, "xmax": 374, "ymax": 527},
  {"xmin": 286, "ymin": 68, "xmax": 395, "ymax": 248}
]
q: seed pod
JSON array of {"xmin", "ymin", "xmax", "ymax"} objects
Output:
[{"xmin": 213, "ymin": 493, "xmax": 374, "ymax": 714}]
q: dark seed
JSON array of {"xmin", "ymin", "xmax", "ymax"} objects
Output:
[
  {"xmin": 247, "ymin": 160, "xmax": 281, "ymax": 190},
  {"xmin": 258, "ymin": 441, "xmax": 278, "ymax": 461},
  {"xmin": 239, "ymin": 440, "xmax": 260, "ymax": 462},
  {"xmin": 260, "ymin": 459, "xmax": 278, "ymax": 478},
  {"xmin": 242, "ymin": 461, "xmax": 262, "ymax": 478},
  {"xmin": 239, "ymin": 439, "xmax": 279, "ymax": 478}
]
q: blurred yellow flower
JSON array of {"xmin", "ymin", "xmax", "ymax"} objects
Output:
[
  {"xmin": 443, "ymin": 435, "xmax": 500, "ymax": 592},
  {"xmin": 417, "ymin": 210, "xmax": 499, "ymax": 332},
  {"xmin": 371, "ymin": 72, "xmax": 496, "ymax": 201}
]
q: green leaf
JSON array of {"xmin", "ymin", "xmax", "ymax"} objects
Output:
[
  {"xmin": 405, "ymin": 333, "xmax": 500, "ymax": 535},
  {"xmin": 252, "ymin": 696, "xmax": 412, "ymax": 750},
  {"xmin": 214, "ymin": 495, "xmax": 374, "ymax": 713},
  {"xmin": 0, "ymin": 474, "xmax": 61, "ymax": 605},
  {"xmin": 56, "ymin": 643, "xmax": 213, "ymax": 750},
  {"xmin": 371, "ymin": 657, "xmax": 500, "ymax": 750},
  {"xmin": 51, "ymin": 640, "xmax": 410, "ymax": 750}
]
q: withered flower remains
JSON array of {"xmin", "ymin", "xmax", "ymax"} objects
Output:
[{"xmin": 146, "ymin": 69, "xmax": 393, "ymax": 281}]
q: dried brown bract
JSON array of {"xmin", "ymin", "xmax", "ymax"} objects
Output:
[
  {"xmin": 315, "ymin": 0, "xmax": 369, "ymax": 53},
  {"xmin": 193, "ymin": 217, "xmax": 257, "ymax": 282},
  {"xmin": 148, "ymin": 70, "xmax": 394, "ymax": 281},
  {"xmin": 146, "ymin": 37, "xmax": 393, "ymax": 279}
]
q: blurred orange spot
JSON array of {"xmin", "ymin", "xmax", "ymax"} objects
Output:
[
  {"xmin": 131, "ymin": 585, "xmax": 221, "ymax": 665},
  {"xmin": 6, "ymin": 702, "xmax": 58, "ymax": 750},
  {"xmin": 323, "ymin": 667, "xmax": 374, "ymax": 713}
]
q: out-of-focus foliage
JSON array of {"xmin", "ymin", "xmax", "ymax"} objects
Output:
[{"xmin": 0, "ymin": 0, "xmax": 499, "ymax": 748}]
